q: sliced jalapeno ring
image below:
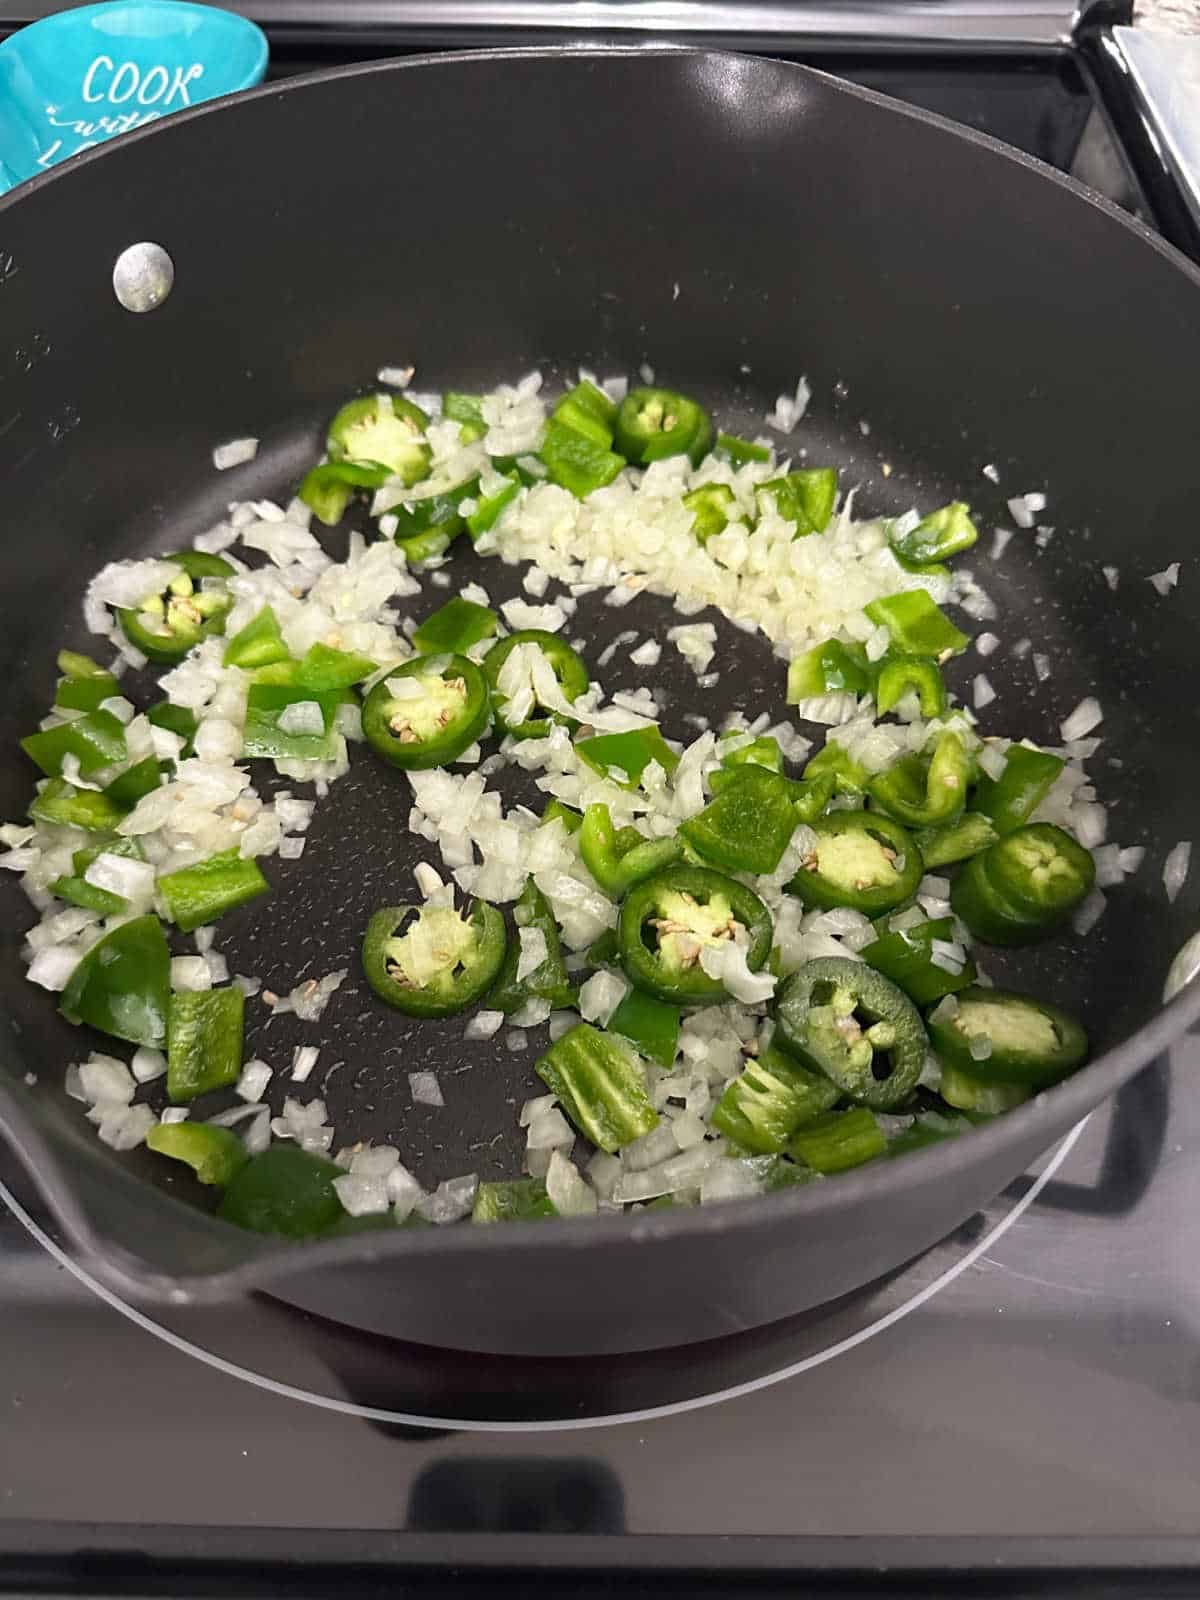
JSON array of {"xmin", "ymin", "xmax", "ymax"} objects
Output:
[
  {"xmin": 327, "ymin": 393, "xmax": 431, "ymax": 486},
  {"xmin": 117, "ymin": 551, "xmax": 235, "ymax": 665},
  {"xmin": 613, "ymin": 386, "xmax": 713, "ymax": 467},
  {"xmin": 786, "ymin": 809, "xmax": 923, "ymax": 916},
  {"xmin": 482, "ymin": 629, "xmax": 589, "ymax": 740},
  {"xmin": 927, "ymin": 987, "xmax": 1088, "ymax": 1087},
  {"xmin": 618, "ymin": 864, "xmax": 772, "ymax": 1006},
  {"xmin": 362, "ymin": 900, "xmax": 508, "ymax": 1018},
  {"xmin": 362, "ymin": 652, "xmax": 490, "ymax": 770},
  {"xmin": 299, "ymin": 460, "xmax": 389, "ymax": 527},
  {"xmin": 950, "ymin": 822, "xmax": 1095, "ymax": 946},
  {"xmin": 775, "ymin": 956, "xmax": 927, "ymax": 1111}
]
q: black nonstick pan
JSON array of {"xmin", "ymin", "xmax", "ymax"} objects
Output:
[{"xmin": 0, "ymin": 46, "xmax": 1197, "ymax": 1356}]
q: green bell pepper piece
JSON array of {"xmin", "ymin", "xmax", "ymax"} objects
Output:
[
  {"xmin": 786, "ymin": 809, "xmax": 923, "ymax": 916},
  {"xmin": 973, "ymin": 744, "xmax": 1065, "ymax": 835},
  {"xmin": 863, "ymin": 590, "xmax": 969, "ymax": 658},
  {"xmin": 540, "ymin": 419, "xmax": 625, "ymax": 499},
  {"xmin": 363, "ymin": 900, "xmax": 507, "ymax": 1018},
  {"xmin": 618, "ymin": 864, "xmax": 773, "ymax": 1006},
  {"xmin": 874, "ymin": 654, "xmax": 947, "ymax": 719},
  {"xmin": 147, "ymin": 701, "xmax": 198, "ymax": 757},
  {"xmin": 443, "ymin": 391, "xmax": 487, "ymax": 441},
  {"xmin": 219, "ymin": 1145, "xmax": 345, "ymax": 1238},
  {"xmin": 103, "ymin": 757, "xmax": 166, "ymax": 812},
  {"xmin": 541, "ymin": 799, "xmax": 583, "ymax": 835},
  {"xmin": 21, "ymin": 709, "xmax": 127, "ymax": 780},
  {"xmin": 146, "ymin": 1121, "xmax": 249, "ymax": 1186},
  {"xmin": 607, "ymin": 988, "xmax": 681, "ymax": 1070},
  {"xmin": 714, "ymin": 733, "xmax": 784, "ymax": 781},
  {"xmin": 53, "ymin": 837, "xmax": 142, "ymax": 912},
  {"xmin": 167, "ymin": 986, "xmax": 245, "ymax": 1103},
  {"xmin": 712, "ymin": 1042, "xmax": 841, "ymax": 1154},
  {"xmin": 289, "ymin": 642, "xmax": 377, "ymax": 692},
  {"xmin": 159, "ymin": 848, "xmax": 270, "ymax": 933},
  {"xmin": 950, "ymin": 823, "xmax": 1095, "ymax": 946},
  {"xmin": 466, "ymin": 473, "xmax": 522, "ymax": 537},
  {"xmin": 30, "ymin": 777, "xmax": 125, "ymax": 832},
  {"xmin": 580, "ymin": 804, "xmax": 684, "ymax": 896},
  {"xmin": 775, "ymin": 957, "xmax": 927, "ymax": 1112},
  {"xmin": 483, "ymin": 630, "xmax": 589, "ymax": 739},
  {"xmin": 54, "ymin": 655, "xmax": 121, "ymax": 713},
  {"xmin": 534, "ymin": 1021, "xmax": 659, "ymax": 1153},
  {"xmin": 613, "ymin": 386, "xmax": 712, "ymax": 467},
  {"xmin": 559, "ymin": 379, "xmax": 618, "ymax": 432},
  {"xmin": 553, "ymin": 386, "xmax": 618, "ymax": 448},
  {"xmin": 868, "ymin": 732, "xmax": 969, "ymax": 830},
  {"xmin": 472, "ymin": 1178, "xmax": 557, "ymax": 1222},
  {"xmin": 487, "ymin": 879, "xmax": 576, "ymax": 1014},
  {"xmin": 363, "ymin": 653, "xmax": 490, "ymax": 769},
  {"xmin": 60, "ymin": 915, "xmax": 170, "ymax": 1047},
  {"xmin": 49, "ymin": 875, "xmax": 127, "ymax": 917},
  {"xmin": 861, "ymin": 914, "xmax": 977, "ymax": 1007},
  {"xmin": 576, "ymin": 725, "xmax": 680, "ymax": 789},
  {"xmin": 413, "ymin": 597, "xmax": 498, "ymax": 656},
  {"xmin": 327, "ymin": 393, "xmax": 431, "ymax": 485},
  {"xmin": 787, "ymin": 638, "xmax": 872, "ymax": 702},
  {"xmin": 758, "ymin": 468, "xmax": 839, "ymax": 536},
  {"xmin": 715, "ymin": 432, "xmax": 771, "ymax": 465},
  {"xmin": 242, "ymin": 683, "xmax": 344, "ymax": 762},
  {"xmin": 679, "ymin": 765, "xmax": 801, "ymax": 876},
  {"xmin": 390, "ymin": 478, "xmax": 477, "ymax": 561},
  {"xmin": 683, "ymin": 483, "xmax": 737, "ymax": 545},
  {"xmin": 223, "ymin": 607, "xmax": 290, "ymax": 670},
  {"xmin": 788, "ymin": 1107, "xmax": 887, "ymax": 1173},
  {"xmin": 802, "ymin": 742, "xmax": 869, "ymax": 797},
  {"xmin": 116, "ymin": 551, "xmax": 235, "ymax": 665},
  {"xmin": 890, "ymin": 502, "xmax": 978, "ymax": 566}
]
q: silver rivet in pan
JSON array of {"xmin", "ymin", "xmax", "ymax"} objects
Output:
[{"xmin": 112, "ymin": 242, "xmax": 174, "ymax": 313}]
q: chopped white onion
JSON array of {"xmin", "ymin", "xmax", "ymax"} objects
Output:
[
  {"xmin": 1164, "ymin": 841, "xmax": 1192, "ymax": 905},
  {"xmin": 291, "ymin": 1045, "xmax": 320, "ymax": 1084},
  {"xmin": 1060, "ymin": 697, "xmax": 1103, "ymax": 742},
  {"xmin": 1148, "ymin": 562, "xmax": 1181, "ymax": 596},
  {"xmin": 213, "ymin": 437, "xmax": 259, "ymax": 471},
  {"xmin": 409, "ymin": 1070, "xmax": 444, "ymax": 1107},
  {"xmin": 237, "ymin": 1059, "xmax": 273, "ymax": 1102}
]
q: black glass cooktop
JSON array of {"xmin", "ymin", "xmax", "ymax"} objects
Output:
[{"xmin": 2, "ymin": 26, "xmax": 1199, "ymax": 1598}]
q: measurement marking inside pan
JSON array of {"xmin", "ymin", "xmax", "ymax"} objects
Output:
[{"xmin": 0, "ymin": 1117, "xmax": 1089, "ymax": 1435}]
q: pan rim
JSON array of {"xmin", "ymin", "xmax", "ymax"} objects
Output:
[{"xmin": 0, "ymin": 42, "xmax": 1197, "ymax": 1302}]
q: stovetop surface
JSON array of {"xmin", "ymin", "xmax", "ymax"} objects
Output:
[{"xmin": 2, "ymin": 33, "xmax": 1199, "ymax": 1595}]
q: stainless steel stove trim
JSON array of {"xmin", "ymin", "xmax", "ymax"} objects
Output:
[
  {"xmin": 0, "ymin": 0, "xmax": 1084, "ymax": 49},
  {"xmin": 1110, "ymin": 26, "xmax": 1200, "ymax": 227}
]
